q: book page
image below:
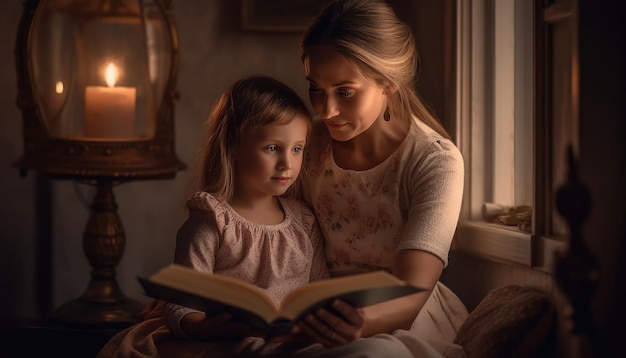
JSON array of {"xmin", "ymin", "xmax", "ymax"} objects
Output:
[{"xmin": 150, "ymin": 264, "xmax": 280, "ymax": 322}]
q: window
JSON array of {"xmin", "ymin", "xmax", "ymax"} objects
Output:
[
  {"xmin": 456, "ymin": 0, "xmax": 532, "ymax": 214},
  {"xmin": 534, "ymin": 0, "xmax": 580, "ymax": 241},
  {"xmin": 453, "ymin": 0, "xmax": 574, "ymax": 271}
]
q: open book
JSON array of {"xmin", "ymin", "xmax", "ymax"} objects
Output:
[{"xmin": 138, "ymin": 264, "xmax": 424, "ymax": 337}]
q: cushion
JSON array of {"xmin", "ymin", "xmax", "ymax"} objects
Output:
[{"xmin": 454, "ymin": 285, "xmax": 556, "ymax": 358}]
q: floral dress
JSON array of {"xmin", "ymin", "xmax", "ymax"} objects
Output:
[
  {"xmin": 302, "ymin": 117, "xmax": 469, "ymax": 357},
  {"xmin": 304, "ymin": 117, "xmax": 464, "ymax": 276},
  {"xmin": 308, "ymin": 137, "xmax": 403, "ymax": 275}
]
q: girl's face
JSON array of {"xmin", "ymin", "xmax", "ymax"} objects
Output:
[
  {"xmin": 304, "ymin": 48, "xmax": 387, "ymax": 142},
  {"xmin": 235, "ymin": 115, "xmax": 309, "ymax": 200}
]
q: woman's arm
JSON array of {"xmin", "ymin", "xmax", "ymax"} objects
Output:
[
  {"xmin": 361, "ymin": 249, "xmax": 443, "ymax": 335},
  {"xmin": 293, "ymin": 249, "xmax": 443, "ymax": 346},
  {"xmin": 358, "ymin": 137, "xmax": 464, "ymax": 335},
  {"xmin": 294, "ymin": 139, "xmax": 463, "ymax": 346}
]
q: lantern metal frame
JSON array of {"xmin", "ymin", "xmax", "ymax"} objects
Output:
[{"xmin": 14, "ymin": 0, "xmax": 185, "ymax": 327}]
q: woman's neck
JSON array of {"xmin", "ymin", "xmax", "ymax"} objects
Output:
[
  {"xmin": 229, "ymin": 195, "xmax": 285, "ymax": 225},
  {"xmin": 333, "ymin": 117, "xmax": 409, "ymax": 171}
]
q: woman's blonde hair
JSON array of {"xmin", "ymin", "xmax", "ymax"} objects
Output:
[
  {"xmin": 193, "ymin": 75, "xmax": 312, "ymax": 201},
  {"xmin": 300, "ymin": 0, "xmax": 450, "ymax": 139}
]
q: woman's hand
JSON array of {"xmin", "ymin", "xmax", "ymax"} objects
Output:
[
  {"xmin": 292, "ymin": 300, "xmax": 365, "ymax": 347},
  {"xmin": 180, "ymin": 311, "xmax": 257, "ymax": 340}
]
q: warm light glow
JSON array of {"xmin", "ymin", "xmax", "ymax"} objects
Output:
[
  {"xmin": 85, "ymin": 62, "xmax": 136, "ymax": 138},
  {"xmin": 55, "ymin": 81, "xmax": 64, "ymax": 94},
  {"xmin": 104, "ymin": 63, "xmax": 118, "ymax": 88}
]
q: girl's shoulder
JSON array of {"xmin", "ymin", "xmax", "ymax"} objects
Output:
[
  {"xmin": 278, "ymin": 197, "xmax": 317, "ymax": 231},
  {"xmin": 177, "ymin": 192, "xmax": 229, "ymax": 241},
  {"xmin": 186, "ymin": 192, "xmax": 228, "ymax": 217},
  {"xmin": 184, "ymin": 192, "xmax": 252, "ymax": 232}
]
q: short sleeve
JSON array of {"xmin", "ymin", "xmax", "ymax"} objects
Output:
[
  {"xmin": 166, "ymin": 193, "xmax": 222, "ymax": 337},
  {"xmin": 398, "ymin": 137, "xmax": 464, "ymax": 267}
]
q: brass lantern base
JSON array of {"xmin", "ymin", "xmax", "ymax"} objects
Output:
[
  {"xmin": 49, "ymin": 179, "xmax": 145, "ymax": 328},
  {"xmin": 50, "ymin": 295, "xmax": 144, "ymax": 328}
]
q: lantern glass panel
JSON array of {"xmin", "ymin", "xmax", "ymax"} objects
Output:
[{"xmin": 30, "ymin": 0, "xmax": 171, "ymax": 141}]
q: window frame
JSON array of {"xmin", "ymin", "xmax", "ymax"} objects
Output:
[{"xmin": 452, "ymin": 0, "xmax": 572, "ymax": 272}]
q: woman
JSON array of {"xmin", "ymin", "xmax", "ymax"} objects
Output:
[{"xmin": 293, "ymin": 0, "xmax": 468, "ymax": 356}]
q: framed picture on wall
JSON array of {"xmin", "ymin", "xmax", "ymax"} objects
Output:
[{"xmin": 241, "ymin": 0, "xmax": 334, "ymax": 32}]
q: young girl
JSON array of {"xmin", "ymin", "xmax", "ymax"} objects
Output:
[
  {"xmin": 291, "ymin": 0, "xmax": 468, "ymax": 356},
  {"xmin": 97, "ymin": 75, "xmax": 328, "ymax": 357},
  {"xmin": 165, "ymin": 75, "xmax": 329, "ymax": 342}
]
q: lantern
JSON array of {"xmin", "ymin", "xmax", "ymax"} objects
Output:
[{"xmin": 14, "ymin": 0, "xmax": 185, "ymax": 326}]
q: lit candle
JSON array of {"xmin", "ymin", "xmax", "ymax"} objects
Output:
[{"xmin": 84, "ymin": 63, "xmax": 136, "ymax": 138}]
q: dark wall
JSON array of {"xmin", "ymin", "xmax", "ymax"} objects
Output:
[
  {"xmin": 0, "ymin": 0, "xmax": 449, "ymax": 320},
  {"xmin": 578, "ymin": 0, "xmax": 626, "ymax": 354}
]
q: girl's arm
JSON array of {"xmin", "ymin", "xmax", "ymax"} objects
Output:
[
  {"xmin": 178, "ymin": 311, "xmax": 256, "ymax": 340},
  {"xmin": 166, "ymin": 204, "xmax": 229, "ymax": 339}
]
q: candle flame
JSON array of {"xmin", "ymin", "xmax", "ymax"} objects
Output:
[
  {"xmin": 104, "ymin": 63, "xmax": 118, "ymax": 87},
  {"xmin": 55, "ymin": 81, "xmax": 64, "ymax": 94}
]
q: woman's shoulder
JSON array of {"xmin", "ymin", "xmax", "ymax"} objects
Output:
[
  {"xmin": 309, "ymin": 120, "xmax": 332, "ymax": 148},
  {"xmin": 304, "ymin": 120, "xmax": 333, "ymax": 176},
  {"xmin": 394, "ymin": 118, "xmax": 464, "ymax": 196},
  {"xmin": 403, "ymin": 117, "xmax": 463, "ymax": 166},
  {"xmin": 312, "ymin": 119, "xmax": 330, "ymax": 136}
]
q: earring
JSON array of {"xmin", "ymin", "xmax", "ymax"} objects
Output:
[{"xmin": 384, "ymin": 106, "xmax": 391, "ymax": 121}]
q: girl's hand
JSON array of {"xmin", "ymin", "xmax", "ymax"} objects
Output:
[
  {"xmin": 292, "ymin": 300, "xmax": 365, "ymax": 347},
  {"xmin": 181, "ymin": 311, "xmax": 256, "ymax": 340}
]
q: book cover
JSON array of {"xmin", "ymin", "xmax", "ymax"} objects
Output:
[{"xmin": 138, "ymin": 264, "xmax": 424, "ymax": 337}]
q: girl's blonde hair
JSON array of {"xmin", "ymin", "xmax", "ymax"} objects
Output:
[
  {"xmin": 300, "ymin": 0, "xmax": 451, "ymax": 139},
  {"xmin": 193, "ymin": 75, "xmax": 312, "ymax": 201}
]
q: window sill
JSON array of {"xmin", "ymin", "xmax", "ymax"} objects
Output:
[
  {"xmin": 455, "ymin": 220, "xmax": 532, "ymax": 266},
  {"xmin": 454, "ymin": 220, "xmax": 566, "ymax": 273}
]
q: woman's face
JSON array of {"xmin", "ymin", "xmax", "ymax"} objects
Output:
[{"xmin": 304, "ymin": 48, "xmax": 387, "ymax": 142}]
